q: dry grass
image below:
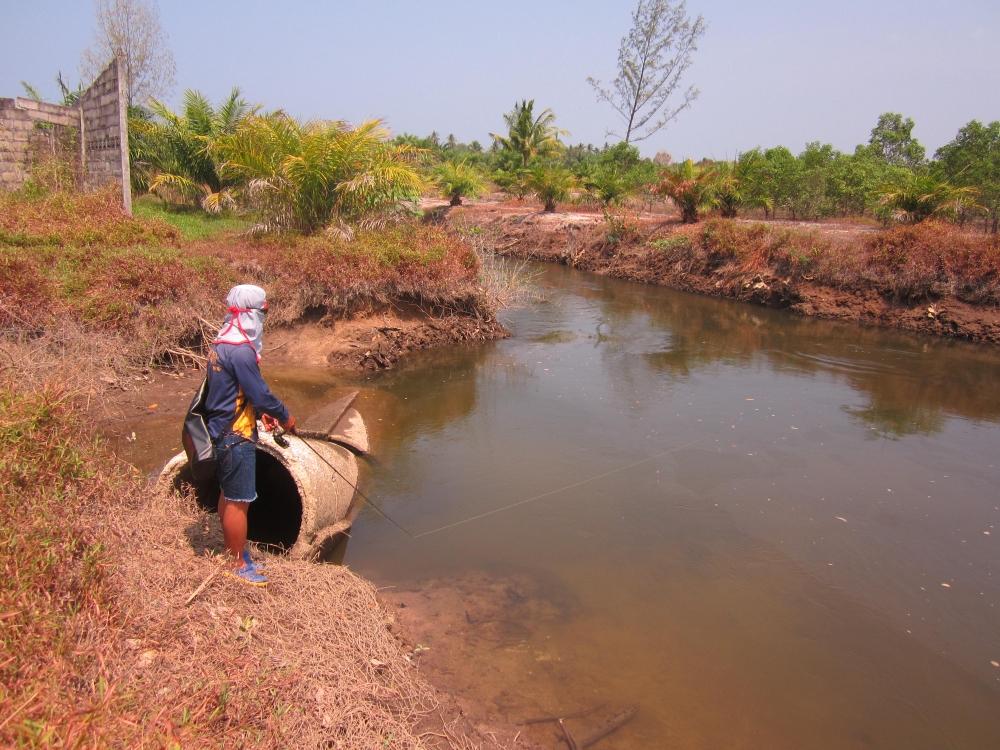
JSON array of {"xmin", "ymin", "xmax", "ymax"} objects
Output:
[
  {"xmin": 0, "ymin": 378, "xmax": 485, "ymax": 748},
  {"xmin": 103, "ymin": 489, "xmax": 459, "ymax": 748},
  {"xmin": 861, "ymin": 221, "xmax": 1000, "ymax": 303},
  {"xmin": 0, "ymin": 381, "xmax": 133, "ymax": 747},
  {"xmin": 452, "ymin": 222, "xmax": 541, "ymax": 311},
  {"xmin": 673, "ymin": 219, "xmax": 1000, "ymax": 304},
  {"xmin": 0, "ymin": 189, "xmax": 179, "ymax": 248}
]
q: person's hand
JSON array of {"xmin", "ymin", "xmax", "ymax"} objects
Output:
[
  {"xmin": 261, "ymin": 414, "xmax": 279, "ymax": 432},
  {"xmin": 281, "ymin": 414, "xmax": 297, "ymax": 434}
]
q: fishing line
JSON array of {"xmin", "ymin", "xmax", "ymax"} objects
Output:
[
  {"xmin": 276, "ymin": 428, "xmax": 415, "ymax": 539},
  {"xmin": 278, "ymin": 428, "xmax": 702, "ymax": 541},
  {"xmin": 410, "ymin": 436, "xmax": 703, "ymax": 540}
]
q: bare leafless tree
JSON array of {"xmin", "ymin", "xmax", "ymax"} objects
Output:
[
  {"xmin": 81, "ymin": 0, "xmax": 175, "ymax": 107},
  {"xmin": 588, "ymin": 0, "xmax": 706, "ymax": 144}
]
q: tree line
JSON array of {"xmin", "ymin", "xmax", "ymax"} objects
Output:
[
  {"xmin": 126, "ymin": 89, "xmax": 998, "ymax": 236},
  {"xmin": 396, "ymin": 106, "xmax": 999, "ymax": 233}
]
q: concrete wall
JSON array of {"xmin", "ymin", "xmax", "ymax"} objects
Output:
[
  {"xmin": 0, "ymin": 98, "xmax": 80, "ymax": 191},
  {"xmin": 79, "ymin": 57, "xmax": 131, "ymax": 213},
  {"xmin": 0, "ymin": 57, "xmax": 131, "ymax": 213}
]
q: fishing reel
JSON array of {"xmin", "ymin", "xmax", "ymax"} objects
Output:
[{"xmin": 271, "ymin": 425, "xmax": 291, "ymax": 449}]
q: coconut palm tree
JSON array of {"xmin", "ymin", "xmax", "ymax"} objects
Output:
[
  {"xmin": 433, "ymin": 160, "xmax": 485, "ymax": 206},
  {"xmin": 490, "ymin": 100, "xmax": 566, "ymax": 168},
  {"xmin": 213, "ymin": 114, "xmax": 423, "ymax": 234},
  {"xmin": 142, "ymin": 87, "xmax": 256, "ymax": 211}
]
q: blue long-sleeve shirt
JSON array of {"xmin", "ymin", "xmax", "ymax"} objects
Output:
[{"xmin": 205, "ymin": 344, "xmax": 289, "ymax": 440}]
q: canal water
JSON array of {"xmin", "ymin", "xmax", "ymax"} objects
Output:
[{"xmin": 177, "ymin": 261, "xmax": 1000, "ymax": 747}]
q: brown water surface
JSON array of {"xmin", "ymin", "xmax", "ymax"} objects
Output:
[{"xmin": 143, "ymin": 263, "xmax": 1000, "ymax": 748}]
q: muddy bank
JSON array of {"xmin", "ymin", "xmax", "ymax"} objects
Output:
[
  {"xmin": 380, "ymin": 572, "xmax": 637, "ymax": 750},
  {"xmin": 267, "ymin": 305, "xmax": 507, "ymax": 372},
  {"xmin": 447, "ymin": 202, "xmax": 1000, "ymax": 345}
]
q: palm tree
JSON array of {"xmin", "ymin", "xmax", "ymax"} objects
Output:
[
  {"xmin": 490, "ymin": 100, "xmax": 566, "ymax": 168},
  {"xmin": 878, "ymin": 174, "xmax": 982, "ymax": 224},
  {"xmin": 433, "ymin": 160, "xmax": 485, "ymax": 206},
  {"xmin": 213, "ymin": 114, "xmax": 423, "ymax": 234},
  {"xmin": 19, "ymin": 72, "xmax": 85, "ymax": 106},
  {"xmin": 527, "ymin": 164, "xmax": 575, "ymax": 212},
  {"xmin": 711, "ymin": 161, "xmax": 742, "ymax": 218},
  {"xmin": 655, "ymin": 160, "xmax": 717, "ymax": 223},
  {"xmin": 142, "ymin": 88, "xmax": 256, "ymax": 211}
]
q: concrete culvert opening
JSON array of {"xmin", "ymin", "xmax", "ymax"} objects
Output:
[
  {"xmin": 250, "ymin": 450, "xmax": 302, "ymax": 551},
  {"xmin": 160, "ymin": 432, "xmax": 359, "ymax": 559},
  {"xmin": 168, "ymin": 451, "xmax": 302, "ymax": 551}
]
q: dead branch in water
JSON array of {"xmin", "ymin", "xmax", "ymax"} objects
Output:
[
  {"xmin": 558, "ymin": 718, "xmax": 579, "ymax": 750},
  {"xmin": 521, "ymin": 702, "xmax": 605, "ymax": 725},
  {"xmin": 579, "ymin": 704, "xmax": 638, "ymax": 748}
]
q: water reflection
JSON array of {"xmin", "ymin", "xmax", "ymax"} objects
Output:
[{"xmin": 573, "ymin": 266, "xmax": 1000, "ymax": 437}]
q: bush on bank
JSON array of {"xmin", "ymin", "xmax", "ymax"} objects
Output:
[{"xmin": 646, "ymin": 218, "xmax": 1000, "ymax": 305}]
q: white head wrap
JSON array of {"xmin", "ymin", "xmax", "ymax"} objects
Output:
[{"xmin": 214, "ymin": 284, "xmax": 267, "ymax": 359}]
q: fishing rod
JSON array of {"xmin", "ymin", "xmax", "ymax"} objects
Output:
[{"xmin": 272, "ymin": 427, "xmax": 415, "ymax": 539}]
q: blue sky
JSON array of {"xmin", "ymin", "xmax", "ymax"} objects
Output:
[{"xmin": 2, "ymin": 0, "xmax": 998, "ymax": 159}]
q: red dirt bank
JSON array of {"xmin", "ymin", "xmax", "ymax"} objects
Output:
[{"xmin": 446, "ymin": 201, "xmax": 1000, "ymax": 345}]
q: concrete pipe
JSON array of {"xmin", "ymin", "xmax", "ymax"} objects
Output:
[{"xmin": 159, "ymin": 429, "xmax": 359, "ymax": 559}]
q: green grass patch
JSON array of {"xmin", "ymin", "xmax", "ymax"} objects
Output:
[
  {"xmin": 649, "ymin": 234, "xmax": 693, "ymax": 253},
  {"xmin": 133, "ymin": 196, "xmax": 249, "ymax": 241},
  {"xmin": 345, "ymin": 227, "xmax": 450, "ymax": 266}
]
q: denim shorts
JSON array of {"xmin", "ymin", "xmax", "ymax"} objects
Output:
[{"xmin": 215, "ymin": 432, "xmax": 257, "ymax": 503}]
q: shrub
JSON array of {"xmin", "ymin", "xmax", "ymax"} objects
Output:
[
  {"xmin": 526, "ymin": 164, "xmax": 575, "ymax": 212},
  {"xmin": 649, "ymin": 234, "xmax": 693, "ymax": 253},
  {"xmin": 433, "ymin": 160, "xmax": 485, "ymax": 206},
  {"xmin": 492, "ymin": 167, "xmax": 531, "ymax": 199},
  {"xmin": 213, "ymin": 115, "xmax": 424, "ymax": 234},
  {"xmin": 862, "ymin": 221, "xmax": 1000, "ymax": 302},
  {"xmin": 603, "ymin": 208, "xmax": 641, "ymax": 245}
]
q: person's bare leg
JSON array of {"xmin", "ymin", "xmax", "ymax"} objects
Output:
[{"xmin": 219, "ymin": 497, "xmax": 249, "ymax": 568}]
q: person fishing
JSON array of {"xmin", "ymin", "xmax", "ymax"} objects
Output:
[{"xmin": 204, "ymin": 284, "xmax": 296, "ymax": 586}]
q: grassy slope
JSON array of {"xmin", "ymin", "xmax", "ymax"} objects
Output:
[{"xmin": 1, "ymin": 190, "xmax": 489, "ymax": 363}]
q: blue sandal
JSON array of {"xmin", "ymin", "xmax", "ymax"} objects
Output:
[
  {"xmin": 242, "ymin": 549, "xmax": 264, "ymax": 572},
  {"xmin": 226, "ymin": 564, "xmax": 268, "ymax": 587}
]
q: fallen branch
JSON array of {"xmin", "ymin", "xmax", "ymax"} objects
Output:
[
  {"xmin": 166, "ymin": 347, "xmax": 206, "ymax": 365},
  {"xmin": 558, "ymin": 718, "xmax": 579, "ymax": 750},
  {"xmin": 579, "ymin": 704, "xmax": 638, "ymax": 749},
  {"xmin": 521, "ymin": 703, "xmax": 605, "ymax": 725}
]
